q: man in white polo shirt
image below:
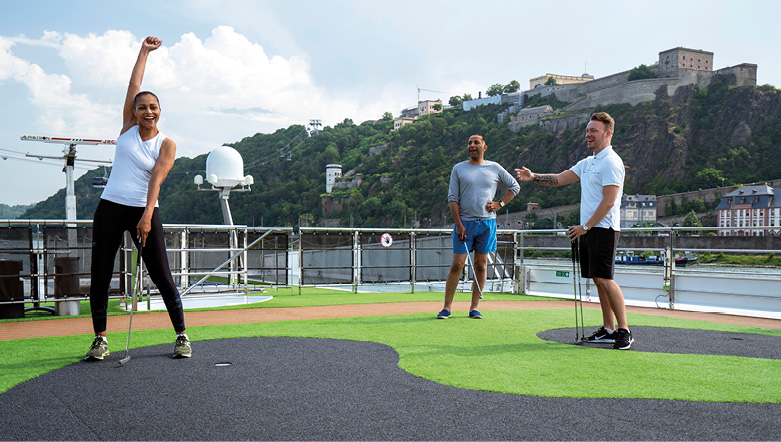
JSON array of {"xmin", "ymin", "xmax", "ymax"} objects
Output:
[{"xmin": 515, "ymin": 112, "xmax": 633, "ymax": 350}]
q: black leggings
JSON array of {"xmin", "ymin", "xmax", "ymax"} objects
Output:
[{"xmin": 89, "ymin": 199, "xmax": 185, "ymax": 334}]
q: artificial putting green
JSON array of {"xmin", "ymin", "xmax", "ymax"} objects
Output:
[
  {"xmin": 1, "ymin": 288, "xmax": 542, "ymax": 323},
  {"xmin": 1, "ymin": 303, "xmax": 779, "ymax": 403}
]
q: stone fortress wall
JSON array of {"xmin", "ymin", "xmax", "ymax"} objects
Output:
[{"xmin": 508, "ymin": 61, "xmax": 757, "ymax": 133}]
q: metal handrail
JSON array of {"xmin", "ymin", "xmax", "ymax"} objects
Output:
[
  {"xmin": 179, "ymin": 228, "xmax": 277, "ymax": 296},
  {"xmin": 2, "ymin": 221, "xmax": 780, "ymax": 313}
]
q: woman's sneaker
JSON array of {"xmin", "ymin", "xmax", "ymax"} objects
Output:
[
  {"xmin": 173, "ymin": 335, "xmax": 192, "ymax": 358},
  {"xmin": 84, "ymin": 337, "xmax": 109, "ymax": 361},
  {"xmin": 613, "ymin": 328, "xmax": 634, "ymax": 350},
  {"xmin": 436, "ymin": 309, "xmax": 451, "ymax": 319},
  {"xmin": 584, "ymin": 326, "xmax": 615, "ymax": 343}
]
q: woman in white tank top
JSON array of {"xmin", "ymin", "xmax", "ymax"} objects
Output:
[{"xmin": 85, "ymin": 36, "xmax": 191, "ymax": 362}]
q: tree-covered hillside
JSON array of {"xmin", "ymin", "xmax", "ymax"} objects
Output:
[
  {"xmin": 0, "ymin": 203, "xmax": 33, "ymax": 219},
  {"xmin": 20, "ymin": 79, "xmax": 781, "ymax": 227}
]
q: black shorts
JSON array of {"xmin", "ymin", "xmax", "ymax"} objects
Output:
[{"xmin": 579, "ymin": 227, "xmax": 619, "ymax": 280}]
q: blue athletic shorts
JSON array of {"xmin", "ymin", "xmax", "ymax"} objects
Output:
[{"xmin": 453, "ymin": 219, "xmax": 497, "ymax": 255}]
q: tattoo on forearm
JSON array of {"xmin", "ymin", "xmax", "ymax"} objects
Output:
[{"xmin": 533, "ymin": 174, "xmax": 558, "ymax": 186}]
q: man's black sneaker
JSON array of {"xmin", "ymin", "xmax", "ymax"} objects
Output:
[
  {"xmin": 584, "ymin": 326, "xmax": 615, "ymax": 343},
  {"xmin": 613, "ymin": 328, "xmax": 634, "ymax": 350}
]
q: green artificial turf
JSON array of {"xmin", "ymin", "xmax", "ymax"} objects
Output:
[
  {"xmin": 1, "ymin": 305, "xmax": 779, "ymax": 403},
  {"xmin": 0, "ymin": 288, "xmax": 550, "ymax": 322},
  {"xmin": 199, "ymin": 288, "xmax": 545, "ymax": 310}
]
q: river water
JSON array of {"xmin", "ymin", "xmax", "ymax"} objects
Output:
[{"xmin": 522, "ymin": 258, "xmax": 781, "ymax": 278}]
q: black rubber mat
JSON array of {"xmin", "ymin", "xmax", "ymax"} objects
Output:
[
  {"xmin": 538, "ymin": 326, "xmax": 781, "ymax": 359},
  {"xmin": 1, "ymin": 336, "xmax": 779, "ymax": 440}
]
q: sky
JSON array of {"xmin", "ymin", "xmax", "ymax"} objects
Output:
[{"xmin": 1, "ymin": 0, "xmax": 779, "ymax": 207}]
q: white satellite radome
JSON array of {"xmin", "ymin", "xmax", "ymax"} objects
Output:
[
  {"xmin": 195, "ymin": 145, "xmax": 253, "ymax": 227},
  {"xmin": 206, "ymin": 145, "xmax": 251, "ymax": 188}
]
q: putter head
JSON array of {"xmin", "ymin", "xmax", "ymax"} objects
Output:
[{"xmin": 118, "ymin": 356, "xmax": 130, "ymax": 365}]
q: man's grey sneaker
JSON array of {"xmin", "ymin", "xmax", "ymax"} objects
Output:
[
  {"xmin": 436, "ymin": 309, "xmax": 451, "ymax": 319},
  {"xmin": 613, "ymin": 328, "xmax": 634, "ymax": 350},
  {"xmin": 585, "ymin": 326, "xmax": 615, "ymax": 343},
  {"xmin": 84, "ymin": 337, "xmax": 109, "ymax": 361},
  {"xmin": 469, "ymin": 310, "xmax": 483, "ymax": 319},
  {"xmin": 173, "ymin": 335, "xmax": 192, "ymax": 358}
]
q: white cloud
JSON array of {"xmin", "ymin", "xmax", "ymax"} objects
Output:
[
  {"xmin": 0, "ymin": 35, "xmax": 115, "ymax": 136},
  {"xmin": 58, "ymin": 30, "xmax": 149, "ymax": 88},
  {"xmin": 2, "ymin": 27, "xmax": 397, "ymax": 164},
  {"xmin": 137, "ymin": 26, "xmax": 394, "ymax": 153},
  {"xmin": 171, "ymin": 0, "xmax": 305, "ymax": 58},
  {"xmin": 6, "ymin": 34, "xmax": 60, "ymax": 48},
  {"xmin": 168, "ymin": 27, "xmax": 312, "ymax": 116}
]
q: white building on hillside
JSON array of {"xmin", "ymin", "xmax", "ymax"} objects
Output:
[
  {"xmin": 620, "ymin": 195, "xmax": 657, "ymax": 228},
  {"xmin": 325, "ymin": 164, "xmax": 342, "ymax": 193},
  {"xmin": 715, "ymin": 185, "xmax": 781, "ymax": 236}
]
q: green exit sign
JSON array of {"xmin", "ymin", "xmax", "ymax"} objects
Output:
[{"xmin": 556, "ymin": 271, "xmax": 570, "ymax": 277}]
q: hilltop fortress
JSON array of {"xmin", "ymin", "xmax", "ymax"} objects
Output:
[{"xmin": 463, "ymin": 47, "xmax": 758, "ymax": 132}]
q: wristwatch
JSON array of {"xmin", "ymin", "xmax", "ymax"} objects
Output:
[
  {"xmin": 582, "ymin": 224, "xmax": 589, "ymax": 232},
  {"xmin": 499, "ymin": 201, "xmax": 505, "ymax": 208}
]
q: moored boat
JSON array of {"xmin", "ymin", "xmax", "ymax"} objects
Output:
[{"xmin": 616, "ymin": 253, "xmax": 698, "ymax": 267}]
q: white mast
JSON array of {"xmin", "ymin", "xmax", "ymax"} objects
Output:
[{"xmin": 21, "ymin": 136, "xmax": 114, "ymax": 223}]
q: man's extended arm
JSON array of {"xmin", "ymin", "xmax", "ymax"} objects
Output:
[{"xmin": 516, "ymin": 167, "xmax": 579, "ymax": 187}]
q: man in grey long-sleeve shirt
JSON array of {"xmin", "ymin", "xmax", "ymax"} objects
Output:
[{"xmin": 438, "ymin": 134, "xmax": 520, "ymax": 319}]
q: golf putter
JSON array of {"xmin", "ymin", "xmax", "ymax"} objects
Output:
[
  {"xmin": 576, "ymin": 247, "xmax": 585, "ymax": 341},
  {"xmin": 119, "ymin": 243, "xmax": 143, "ymax": 365},
  {"xmin": 571, "ymin": 238, "xmax": 585, "ymax": 342},
  {"xmin": 464, "ymin": 242, "xmax": 484, "ymax": 299}
]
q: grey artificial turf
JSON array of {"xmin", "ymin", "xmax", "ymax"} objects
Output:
[{"xmin": 1, "ymin": 335, "xmax": 779, "ymax": 441}]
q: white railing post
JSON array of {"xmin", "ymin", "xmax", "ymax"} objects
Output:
[
  {"xmin": 669, "ymin": 228, "xmax": 677, "ymax": 309},
  {"xmin": 298, "ymin": 231, "xmax": 303, "ymax": 295},
  {"xmin": 353, "ymin": 230, "xmax": 360, "ymax": 294},
  {"xmin": 242, "ymin": 226, "xmax": 249, "ymax": 297},
  {"xmin": 180, "ymin": 229, "xmax": 189, "ymax": 290},
  {"xmin": 410, "ymin": 231, "xmax": 416, "ymax": 294}
]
